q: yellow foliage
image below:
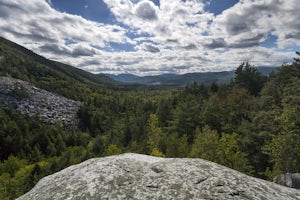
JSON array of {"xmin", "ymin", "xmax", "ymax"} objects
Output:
[{"xmin": 150, "ymin": 148, "xmax": 164, "ymax": 157}]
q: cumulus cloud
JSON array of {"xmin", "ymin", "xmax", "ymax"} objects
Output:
[
  {"xmin": 79, "ymin": 59, "xmax": 102, "ymax": 67},
  {"xmin": 204, "ymin": 38, "xmax": 227, "ymax": 49},
  {"xmin": 71, "ymin": 44, "xmax": 97, "ymax": 57},
  {"xmin": 0, "ymin": 0, "xmax": 130, "ymax": 56},
  {"xmin": 228, "ymin": 33, "xmax": 267, "ymax": 48},
  {"xmin": 135, "ymin": 1, "xmax": 158, "ymax": 21},
  {"xmin": 0, "ymin": 0, "xmax": 298, "ymax": 76},
  {"xmin": 211, "ymin": 0, "xmax": 300, "ymax": 48},
  {"xmin": 39, "ymin": 44, "xmax": 70, "ymax": 55},
  {"xmin": 138, "ymin": 43, "xmax": 160, "ymax": 53},
  {"xmin": 104, "ymin": 0, "xmax": 213, "ymax": 50},
  {"xmin": 182, "ymin": 44, "xmax": 198, "ymax": 50}
]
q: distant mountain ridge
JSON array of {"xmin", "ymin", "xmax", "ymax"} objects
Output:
[
  {"xmin": 0, "ymin": 36, "xmax": 277, "ymax": 89},
  {"xmin": 104, "ymin": 67, "xmax": 278, "ymax": 86}
]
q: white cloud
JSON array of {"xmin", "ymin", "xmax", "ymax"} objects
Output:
[
  {"xmin": 0, "ymin": 0, "xmax": 131, "ymax": 56},
  {"xmin": 134, "ymin": 1, "xmax": 158, "ymax": 21},
  {"xmin": 137, "ymin": 42, "xmax": 161, "ymax": 53},
  {"xmin": 210, "ymin": 0, "xmax": 300, "ymax": 48},
  {"xmin": 76, "ymin": 46, "xmax": 292, "ymax": 76},
  {"xmin": 0, "ymin": 0, "xmax": 298, "ymax": 76},
  {"xmin": 104, "ymin": 0, "xmax": 213, "ymax": 50}
]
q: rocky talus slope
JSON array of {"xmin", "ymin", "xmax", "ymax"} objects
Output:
[
  {"xmin": 18, "ymin": 153, "xmax": 300, "ymax": 200},
  {"xmin": 0, "ymin": 76, "xmax": 82, "ymax": 126}
]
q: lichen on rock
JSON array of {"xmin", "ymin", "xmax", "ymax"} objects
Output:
[{"xmin": 18, "ymin": 153, "xmax": 300, "ymax": 200}]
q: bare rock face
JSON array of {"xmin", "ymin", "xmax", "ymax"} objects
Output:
[
  {"xmin": 0, "ymin": 76, "xmax": 82, "ymax": 126},
  {"xmin": 274, "ymin": 173, "xmax": 300, "ymax": 189},
  {"xmin": 18, "ymin": 153, "xmax": 300, "ymax": 200}
]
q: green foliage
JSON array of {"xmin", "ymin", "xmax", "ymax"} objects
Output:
[
  {"xmin": 217, "ymin": 133, "xmax": 252, "ymax": 174},
  {"xmin": 105, "ymin": 144, "xmax": 122, "ymax": 156},
  {"xmin": 263, "ymin": 107, "xmax": 300, "ymax": 177},
  {"xmin": 147, "ymin": 114, "xmax": 164, "ymax": 157},
  {"xmin": 164, "ymin": 134, "xmax": 189, "ymax": 158},
  {"xmin": 150, "ymin": 148, "xmax": 165, "ymax": 157},
  {"xmin": 189, "ymin": 126, "xmax": 219, "ymax": 161},
  {"xmin": 263, "ymin": 132, "xmax": 300, "ymax": 176},
  {"xmin": 168, "ymin": 96, "xmax": 201, "ymax": 143},
  {"xmin": 1, "ymin": 37, "xmax": 300, "ymax": 198},
  {"xmin": 190, "ymin": 126, "xmax": 252, "ymax": 174},
  {"xmin": 199, "ymin": 95, "xmax": 223, "ymax": 132},
  {"xmin": 234, "ymin": 62, "xmax": 267, "ymax": 96},
  {"xmin": 92, "ymin": 135, "xmax": 107, "ymax": 156},
  {"xmin": 10, "ymin": 83, "xmax": 29, "ymax": 100},
  {"xmin": 0, "ymin": 156, "xmax": 28, "ymax": 176},
  {"xmin": 221, "ymin": 88, "xmax": 255, "ymax": 132}
]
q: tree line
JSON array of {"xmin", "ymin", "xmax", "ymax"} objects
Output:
[{"xmin": 0, "ymin": 50, "xmax": 299, "ymax": 199}]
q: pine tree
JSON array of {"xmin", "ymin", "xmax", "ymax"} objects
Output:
[
  {"xmin": 234, "ymin": 62, "xmax": 267, "ymax": 96},
  {"xmin": 147, "ymin": 114, "xmax": 164, "ymax": 157}
]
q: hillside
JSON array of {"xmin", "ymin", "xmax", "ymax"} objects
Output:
[
  {"xmin": 0, "ymin": 37, "xmax": 115, "ymax": 85},
  {"xmin": 105, "ymin": 67, "xmax": 277, "ymax": 86},
  {"xmin": 18, "ymin": 153, "xmax": 300, "ymax": 200},
  {"xmin": 0, "ymin": 37, "xmax": 123, "ymax": 99}
]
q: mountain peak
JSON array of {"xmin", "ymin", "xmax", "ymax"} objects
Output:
[{"xmin": 18, "ymin": 153, "xmax": 300, "ymax": 200}]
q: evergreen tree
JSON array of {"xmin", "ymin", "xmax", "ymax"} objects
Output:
[
  {"xmin": 294, "ymin": 52, "xmax": 300, "ymax": 63},
  {"xmin": 234, "ymin": 62, "xmax": 267, "ymax": 96},
  {"xmin": 189, "ymin": 126, "xmax": 219, "ymax": 161},
  {"xmin": 168, "ymin": 98, "xmax": 200, "ymax": 143},
  {"xmin": 105, "ymin": 144, "xmax": 122, "ymax": 156},
  {"xmin": 147, "ymin": 114, "xmax": 164, "ymax": 157},
  {"xmin": 164, "ymin": 134, "xmax": 189, "ymax": 158}
]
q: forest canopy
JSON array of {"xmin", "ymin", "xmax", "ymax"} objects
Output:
[{"xmin": 0, "ymin": 39, "xmax": 299, "ymax": 199}]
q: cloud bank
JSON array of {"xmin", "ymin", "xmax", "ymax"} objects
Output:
[{"xmin": 0, "ymin": 0, "xmax": 299, "ymax": 75}]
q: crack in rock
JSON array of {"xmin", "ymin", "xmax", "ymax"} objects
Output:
[
  {"xmin": 195, "ymin": 177, "xmax": 208, "ymax": 184},
  {"xmin": 151, "ymin": 166, "xmax": 164, "ymax": 173}
]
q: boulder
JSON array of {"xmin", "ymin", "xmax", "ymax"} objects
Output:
[
  {"xmin": 18, "ymin": 153, "xmax": 300, "ymax": 200},
  {"xmin": 274, "ymin": 173, "xmax": 300, "ymax": 189}
]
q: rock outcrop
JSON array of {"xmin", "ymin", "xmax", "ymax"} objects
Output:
[
  {"xmin": 18, "ymin": 153, "xmax": 300, "ymax": 200},
  {"xmin": 0, "ymin": 76, "xmax": 82, "ymax": 126},
  {"xmin": 274, "ymin": 173, "xmax": 300, "ymax": 189}
]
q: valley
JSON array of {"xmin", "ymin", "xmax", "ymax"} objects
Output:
[{"xmin": 0, "ymin": 37, "xmax": 299, "ymax": 199}]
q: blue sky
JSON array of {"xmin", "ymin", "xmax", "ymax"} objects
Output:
[
  {"xmin": 51, "ymin": 0, "xmax": 113, "ymax": 23},
  {"xmin": 0, "ymin": 0, "xmax": 299, "ymax": 75},
  {"xmin": 51, "ymin": 0, "xmax": 239, "ymax": 22}
]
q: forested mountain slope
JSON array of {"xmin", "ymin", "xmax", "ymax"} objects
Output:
[
  {"xmin": 0, "ymin": 37, "xmax": 121, "ymax": 99},
  {"xmin": 105, "ymin": 67, "xmax": 277, "ymax": 86},
  {"xmin": 0, "ymin": 37, "xmax": 299, "ymax": 199},
  {"xmin": 0, "ymin": 37, "xmax": 115, "ymax": 85},
  {"xmin": 105, "ymin": 72, "xmax": 235, "ymax": 86}
]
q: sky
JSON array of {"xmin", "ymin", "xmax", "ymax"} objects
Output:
[{"xmin": 0, "ymin": 0, "xmax": 299, "ymax": 76}]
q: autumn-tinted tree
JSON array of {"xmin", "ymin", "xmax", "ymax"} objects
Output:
[
  {"xmin": 234, "ymin": 62, "xmax": 267, "ymax": 96},
  {"xmin": 147, "ymin": 114, "xmax": 164, "ymax": 157}
]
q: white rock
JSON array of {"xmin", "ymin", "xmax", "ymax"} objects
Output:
[{"xmin": 18, "ymin": 153, "xmax": 300, "ymax": 200}]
